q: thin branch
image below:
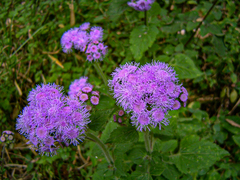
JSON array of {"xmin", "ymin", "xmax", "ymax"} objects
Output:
[
  {"xmin": 228, "ymin": 97, "xmax": 240, "ymax": 115},
  {"xmin": 184, "ymin": 0, "xmax": 218, "ymax": 47}
]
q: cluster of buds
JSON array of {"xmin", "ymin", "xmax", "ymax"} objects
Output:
[
  {"xmin": 113, "ymin": 110, "xmax": 125, "ymax": 124},
  {"xmin": 1, "ymin": 130, "xmax": 15, "ymax": 148},
  {"xmin": 68, "ymin": 77, "xmax": 100, "ymax": 111},
  {"xmin": 61, "ymin": 22, "xmax": 107, "ymax": 62}
]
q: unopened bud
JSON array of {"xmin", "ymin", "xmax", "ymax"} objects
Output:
[
  {"xmin": 180, "ymin": 29, "xmax": 185, "ymax": 35},
  {"xmin": 1, "ymin": 136, "xmax": 6, "ymax": 142},
  {"xmin": 86, "ymin": 105, "xmax": 92, "ymax": 111},
  {"xmin": 118, "ymin": 117, "xmax": 122, "ymax": 123},
  {"xmin": 8, "ymin": 135, "xmax": 13, "ymax": 141},
  {"xmin": 118, "ymin": 110, "xmax": 124, "ymax": 116},
  {"xmin": 113, "ymin": 114, "xmax": 117, "ymax": 122}
]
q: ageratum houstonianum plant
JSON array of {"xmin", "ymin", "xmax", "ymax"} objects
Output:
[
  {"xmin": 108, "ymin": 61, "xmax": 188, "ymax": 131},
  {"xmin": 16, "ymin": 84, "xmax": 90, "ymax": 156},
  {"xmin": 127, "ymin": 0, "xmax": 155, "ymax": 11},
  {"xmin": 61, "ymin": 22, "xmax": 108, "ymax": 62}
]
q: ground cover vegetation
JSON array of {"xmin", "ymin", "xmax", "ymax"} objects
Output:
[{"xmin": 0, "ymin": 0, "xmax": 240, "ymax": 179}]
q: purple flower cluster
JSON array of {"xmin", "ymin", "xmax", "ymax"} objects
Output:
[
  {"xmin": 61, "ymin": 22, "xmax": 108, "ymax": 62},
  {"xmin": 128, "ymin": 0, "xmax": 155, "ymax": 11},
  {"xmin": 1, "ymin": 130, "xmax": 14, "ymax": 144},
  {"xmin": 16, "ymin": 84, "xmax": 90, "ymax": 155},
  {"xmin": 68, "ymin": 77, "xmax": 100, "ymax": 109},
  {"xmin": 108, "ymin": 61, "xmax": 188, "ymax": 131}
]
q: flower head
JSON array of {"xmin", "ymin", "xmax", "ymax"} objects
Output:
[
  {"xmin": 128, "ymin": 0, "xmax": 155, "ymax": 11},
  {"xmin": 61, "ymin": 23, "xmax": 107, "ymax": 62},
  {"xmin": 68, "ymin": 77, "xmax": 92, "ymax": 99},
  {"xmin": 109, "ymin": 61, "xmax": 188, "ymax": 131},
  {"xmin": 16, "ymin": 84, "xmax": 90, "ymax": 156}
]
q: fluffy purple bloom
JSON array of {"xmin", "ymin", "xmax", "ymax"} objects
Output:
[
  {"xmin": 109, "ymin": 61, "xmax": 188, "ymax": 131},
  {"xmin": 128, "ymin": 0, "xmax": 155, "ymax": 11},
  {"xmin": 61, "ymin": 23, "xmax": 107, "ymax": 62},
  {"xmin": 79, "ymin": 22, "xmax": 90, "ymax": 31},
  {"xmin": 89, "ymin": 26, "xmax": 103, "ymax": 42},
  {"xmin": 85, "ymin": 42, "xmax": 107, "ymax": 61},
  {"xmin": 16, "ymin": 84, "xmax": 90, "ymax": 156}
]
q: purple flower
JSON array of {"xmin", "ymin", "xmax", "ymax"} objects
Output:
[
  {"xmin": 82, "ymin": 86, "xmax": 93, "ymax": 93},
  {"xmin": 90, "ymin": 96, "xmax": 99, "ymax": 105},
  {"xmin": 68, "ymin": 77, "xmax": 92, "ymax": 99},
  {"xmin": 61, "ymin": 23, "xmax": 107, "ymax": 62},
  {"xmin": 79, "ymin": 22, "xmax": 90, "ymax": 31},
  {"xmin": 128, "ymin": 0, "xmax": 155, "ymax": 11},
  {"xmin": 16, "ymin": 84, "xmax": 90, "ymax": 156},
  {"xmin": 109, "ymin": 61, "xmax": 188, "ymax": 131},
  {"xmin": 87, "ymin": 55, "xmax": 94, "ymax": 62},
  {"xmin": 180, "ymin": 94, "xmax": 188, "ymax": 102},
  {"xmin": 89, "ymin": 26, "xmax": 103, "ymax": 42},
  {"xmin": 92, "ymin": 91, "xmax": 99, "ymax": 96},
  {"xmin": 172, "ymin": 100, "xmax": 181, "ymax": 110},
  {"xmin": 79, "ymin": 94, "xmax": 88, "ymax": 101}
]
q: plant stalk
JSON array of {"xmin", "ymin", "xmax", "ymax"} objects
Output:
[
  {"xmin": 93, "ymin": 62, "xmax": 108, "ymax": 88},
  {"xmin": 144, "ymin": 129, "xmax": 152, "ymax": 153},
  {"xmin": 144, "ymin": 11, "xmax": 148, "ymax": 26},
  {"xmin": 184, "ymin": 0, "xmax": 218, "ymax": 47},
  {"xmin": 85, "ymin": 132, "xmax": 114, "ymax": 165}
]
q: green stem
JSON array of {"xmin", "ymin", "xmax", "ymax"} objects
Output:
[
  {"xmin": 144, "ymin": 129, "xmax": 152, "ymax": 153},
  {"xmin": 85, "ymin": 132, "xmax": 114, "ymax": 165},
  {"xmin": 10, "ymin": 25, "xmax": 45, "ymax": 57},
  {"xmin": 184, "ymin": 0, "xmax": 218, "ymax": 47},
  {"xmin": 93, "ymin": 62, "xmax": 108, "ymax": 88},
  {"xmin": 144, "ymin": 11, "xmax": 148, "ymax": 26}
]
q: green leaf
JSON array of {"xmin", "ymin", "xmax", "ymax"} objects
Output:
[
  {"xmin": 96, "ymin": 95, "xmax": 116, "ymax": 110},
  {"xmin": 175, "ymin": 43, "xmax": 184, "ymax": 52},
  {"xmin": 186, "ymin": 21, "xmax": 198, "ymax": 31},
  {"xmin": 212, "ymin": 36, "xmax": 226, "ymax": 56},
  {"xmin": 88, "ymin": 109, "xmax": 114, "ymax": 131},
  {"xmin": 162, "ymin": 164, "xmax": 181, "ymax": 180},
  {"xmin": 222, "ymin": 116, "xmax": 240, "ymax": 134},
  {"xmin": 160, "ymin": 140, "xmax": 178, "ymax": 153},
  {"xmin": 130, "ymin": 171, "xmax": 153, "ymax": 180},
  {"xmin": 150, "ymin": 152, "xmax": 165, "ymax": 176},
  {"xmin": 128, "ymin": 147, "xmax": 146, "ymax": 164},
  {"xmin": 130, "ymin": 25, "xmax": 159, "ymax": 60},
  {"xmin": 107, "ymin": 0, "xmax": 129, "ymax": 21},
  {"xmin": 169, "ymin": 54, "xmax": 202, "ymax": 79},
  {"xmin": 230, "ymin": 73, "xmax": 237, "ymax": 83},
  {"xmin": 232, "ymin": 135, "xmax": 240, "ymax": 147},
  {"xmin": 106, "ymin": 126, "xmax": 139, "ymax": 143},
  {"xmin": 101, "ymin": 120, "xmax": 119, "ymax": 143},
  {"xmin": 172, "ymin": 135, "xmax": 229, "ymax": 173}
]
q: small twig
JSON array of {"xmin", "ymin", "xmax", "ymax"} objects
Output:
[
  {"xmin": 76, "ymin": 160, "xmax": 92, "ymax": 170},
  {"xmin": 225, "ymin": 119, "xmax": 240, "ymax": 128},
  {"xmin": 4, "ymin": 148, "xmax": 13, "ymax": 163},
  {"xmin": 77, "ymin": 145, "xmax": 87, "ymax": 164},
  {"xmin": 4, "ymin": 164, "xmax": 27, "ymax": 168},
  {"xmin": 184, "ymin": 0, "xmax": 218, "ymax": 47},
  {"xmin": 228, "ymin": 97, "xmax": 240, "ymax": 115}
]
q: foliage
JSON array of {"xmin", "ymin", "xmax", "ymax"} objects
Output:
[{"xmin": 1, "ymin": 0, "xmax": 240, "ymax": 179}]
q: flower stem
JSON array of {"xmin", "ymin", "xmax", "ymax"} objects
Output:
[
  {"xmin": 144, "ymin": 11, "xmax": 148, "ymax": 26},
  {"xmin": 85, "ymin": 132, "xmax": 114, "ymax": 165},
  {"xmin": 93, "ymin": 62, "xmax": 108, "ymax": 88},
  {"xmin": 144, "ymin": 129, "xmax": 152, "ymax": 153}
]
